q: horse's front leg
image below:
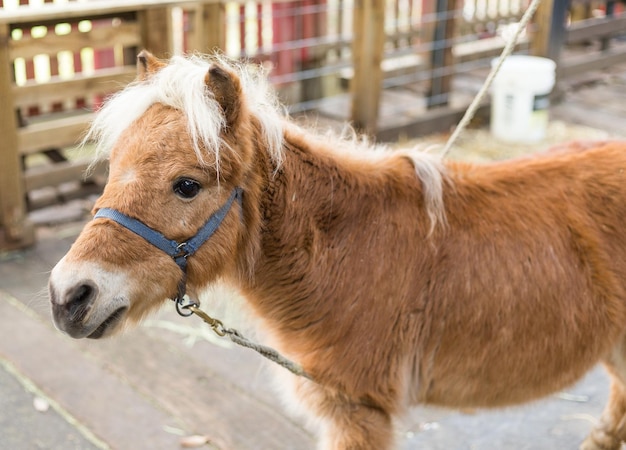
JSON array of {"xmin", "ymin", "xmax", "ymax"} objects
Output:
[
  {"xmin": 581, "ymin": 368, "xmax": 626, "ymax": 450},
  {"xmin": 316, "ymin": 397, "xmax": 396, "ymax": 450},
  {"xmin": 277, "ymin": 364, "xmax": 398, "ymax": 449}
]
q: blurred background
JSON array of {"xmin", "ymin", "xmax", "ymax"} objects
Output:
[{"xmin": 0, "ymin": 1, "xmax": 625, "ymax": 448}]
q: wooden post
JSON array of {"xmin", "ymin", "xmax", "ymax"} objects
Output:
[
  {"xmin": 183, "ymin": 4, "xmax": 204, "ymax": 53},
  {"xmin": 350, "ymin": 0, "xmax": 385, "ymax": 135},
  {"xmin": 426, "ymin": 0, "xmax": 457, "ymax": 109},
  {"xmin": 201, "ymin": 2, "xmax": 226, "ymax": 52},
  {"xmin": 531, "ymin": 0, "xmax": 555, "ymax": 57},
  {"xmin": 531, "ymin": 0, "xmax": 553, "ymax": 57},
  {"xmin": 530, "ymin": 0, "xmax": 567, "ymax": 63},
  {"xmin": 139, "ymin": 7, "xmax": 173, "ymax": 57},
  {"xmin": 0, "ymin": 24, "xmax": 34, "ymax": 250},
  {"xmin": 570, "ymin": 1, "xmax": 591, "ymax": 22}
]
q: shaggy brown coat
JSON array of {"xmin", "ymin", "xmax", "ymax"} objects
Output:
[{"xmin": 48, "ymin": 52, "xmax": 626, "ymax": 450}]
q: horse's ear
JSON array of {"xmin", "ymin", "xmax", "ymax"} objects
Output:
[
  {"xmin": 205, "ymin": 64, "xmax": 242, "ymax": 129},
  {"xmin": 136, "ymin": 50, "xmax": 166, "ymax": 80}
]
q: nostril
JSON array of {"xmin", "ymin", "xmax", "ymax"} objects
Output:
[
  {"xmin": 74, "ymin": 283, "xmax": 93, "ymax": 304},
  {"xmin": 66, "ymin": 282, "xmax": 98, "ymax": 320}
]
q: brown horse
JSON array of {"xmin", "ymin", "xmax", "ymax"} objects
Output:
[{"xmin": 48, "ymin": 51, "xmax": 626, "ymax": 450}]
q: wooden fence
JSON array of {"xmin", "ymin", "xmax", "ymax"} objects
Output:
[
  {"xmin": 1, "ymin": 0, "xmax": 625, "ymax": 250},
  {"xmin": 0, "ymin": 0, "xmax": 202, "ymax": 249}
]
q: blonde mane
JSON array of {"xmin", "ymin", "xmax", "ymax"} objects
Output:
[
  {"xmin": 294, "ymin": 125, "xmax": 448, "ymax": 229},
  {"xmin": 85, "ymin": 53, "xmax": 445, "ymax": 225},
  {"xmin": 84, "ymin": 54, "xmax": 285, "ymax": 168}
]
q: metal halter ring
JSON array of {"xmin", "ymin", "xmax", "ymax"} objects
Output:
[{"xmin": 175, "ymin": 295, "xmax": 198, "ymax": 317}]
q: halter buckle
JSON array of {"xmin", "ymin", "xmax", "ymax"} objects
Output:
[{"xmin": 175, "ymin": 242, "xmax": 191, "ymax": 259}]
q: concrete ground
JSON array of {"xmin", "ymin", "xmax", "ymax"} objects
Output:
[
  {"xmin": 1, "ymin": 63, "xmax": 626, "ymax": 450},
  {"xmin": 0, "ymin": 356, "xmax": 101, "ymax": 450}
]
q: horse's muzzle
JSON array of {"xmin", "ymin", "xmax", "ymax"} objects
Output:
[
  {"xmin": 49, "ymin": 281, "xmax": 129, "ymax": 339},
  {"xmin": 49, "ymin": 263, "xmax": 131, "ymax": 339}
]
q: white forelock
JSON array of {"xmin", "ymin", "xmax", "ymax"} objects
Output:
[{"xmin": 84, "ymin": 54, "xmax": 285, "ymax": 169}]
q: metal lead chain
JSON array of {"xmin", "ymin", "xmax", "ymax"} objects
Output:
[
  {"xmin": 181, "ymin": 303, "xmax": 312, "ymax": 380},
  {"xmin": 187, "ymin": 304, "xmax": 226, "ymax": 336}
]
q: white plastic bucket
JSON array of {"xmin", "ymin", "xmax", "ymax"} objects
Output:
[{"xmin": 490, "ymin": 55, "xmax": 556, "ymax": 143}]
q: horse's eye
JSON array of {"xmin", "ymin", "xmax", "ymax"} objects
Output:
[{"xmin": 173, "ymin": 178, "xmax": 201, "ymax": 199}]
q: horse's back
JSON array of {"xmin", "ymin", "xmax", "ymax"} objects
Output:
[{"xmin": 409, "ymin": 141, "xmax": 626, "ymax": 409}]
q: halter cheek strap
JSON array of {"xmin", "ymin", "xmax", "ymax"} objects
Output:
[{"xmin": 94, "ymin": 187, "xmax": 243, "ymax": 314}]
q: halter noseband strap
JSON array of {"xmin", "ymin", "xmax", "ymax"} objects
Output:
[{"xmin": 94, "ymin": 187, "xmax": 243, "ymax": 314}]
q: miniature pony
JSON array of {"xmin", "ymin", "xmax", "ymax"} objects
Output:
[{"xmin": 49, "ymin": 51, "xmax": 626, "ymax": 449}]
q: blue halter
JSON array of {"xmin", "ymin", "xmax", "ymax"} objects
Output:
[{"xmin": 94, "ymin": 187, "xmax": 243, "ymax": 315}]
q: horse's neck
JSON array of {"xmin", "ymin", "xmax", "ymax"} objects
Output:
[
  {"xmin": 235, "ymin": 127, "xmax": 433, "ymax": 341},
  {"xmin": 258, "ymin": 129, "xmax": 358, "ymax": 263},
  {"xmin": 238, "ymin": 129, "xmax": 366, "ymax": 319}
]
